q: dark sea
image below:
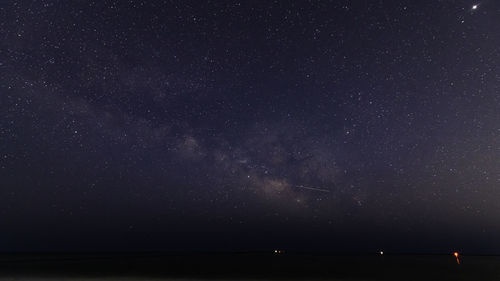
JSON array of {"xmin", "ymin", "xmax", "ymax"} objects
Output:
[{"xmin": 1, "ymin": 253, "xmax": 499, "ymax": 280}]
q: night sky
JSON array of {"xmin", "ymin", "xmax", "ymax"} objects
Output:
[{"xmin": 1, "ymin": 0, "xmax": 499, "ymax": 253}]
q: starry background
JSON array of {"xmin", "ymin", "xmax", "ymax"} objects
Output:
[{"xmin": 0, "ymin": 0, "xmax": 499, "ymax": 253}]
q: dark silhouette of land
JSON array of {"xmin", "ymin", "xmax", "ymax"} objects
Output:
[{"xmin": 1, "ymin": 252, "xmax": 500, "ymax": 280}]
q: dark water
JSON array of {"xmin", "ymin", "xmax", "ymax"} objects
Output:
[{"xmin": 1, "ymin": 253, "xmax": 499, "ymax": 280}]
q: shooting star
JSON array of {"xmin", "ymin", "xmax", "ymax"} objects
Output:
[{"xmin": 294, "ymin": 185, "xmax": 330, "ymax": 193}]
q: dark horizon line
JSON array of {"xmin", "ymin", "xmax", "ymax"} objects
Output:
[{"xmin": 0, "ymin": 250, "xmax": 498, "ymax": 261}]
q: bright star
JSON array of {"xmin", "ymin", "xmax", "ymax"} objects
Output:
[{"xmin": 472, "ymin": 4, "xmax": 478, "ymax": 10}]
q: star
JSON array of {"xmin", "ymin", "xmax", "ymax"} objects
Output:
[{"xmin": 472, "ymin": 4, "xmax": 478, "ymax": 10}]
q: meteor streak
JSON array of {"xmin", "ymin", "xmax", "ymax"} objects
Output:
[{"xmin": 295, "ymin": 185, "xmax": 330, "ymax": 193}]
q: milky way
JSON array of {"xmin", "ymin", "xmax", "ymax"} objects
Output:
[{"xmin": 0, "ymin": 1, "xmax": 499, "ymax": 253}]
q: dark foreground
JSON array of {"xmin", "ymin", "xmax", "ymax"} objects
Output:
[{"xmin": 1, "ymin": 253, "xmax": 499, "ymax": 280}]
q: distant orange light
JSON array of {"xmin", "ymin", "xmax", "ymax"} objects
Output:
[{"xmin": 454, "ymin": 252, "xmax": 460, "ymax": 264}]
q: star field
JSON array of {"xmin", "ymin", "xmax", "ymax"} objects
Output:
[{"xmin": 0, "ymin": 0, "xmax": 499, "ymax": 252}]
